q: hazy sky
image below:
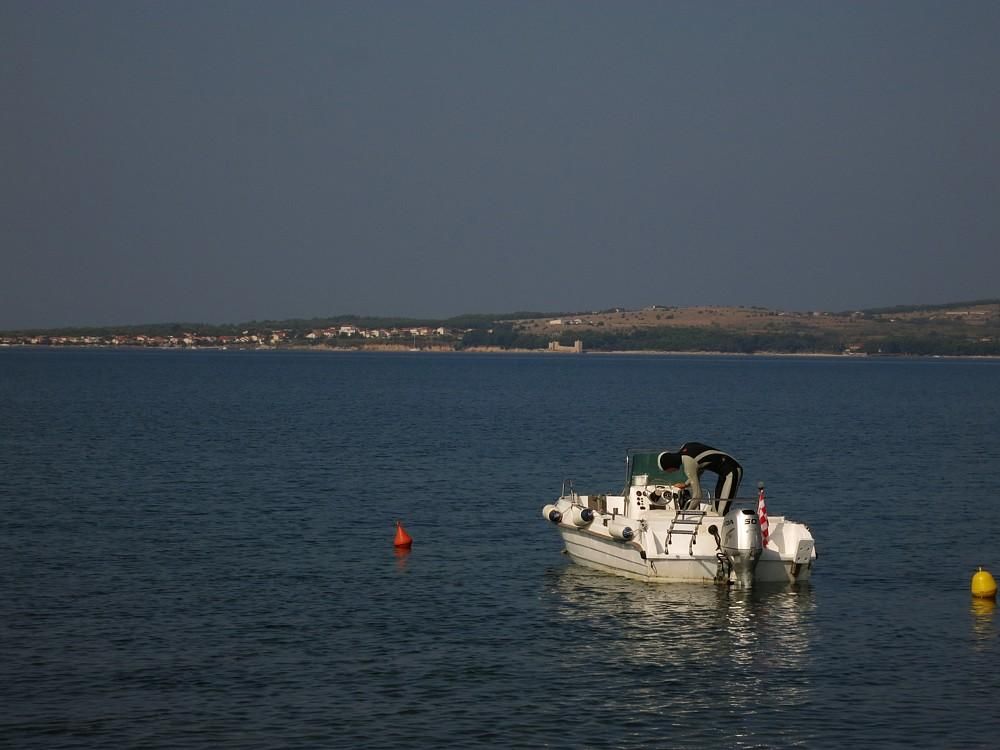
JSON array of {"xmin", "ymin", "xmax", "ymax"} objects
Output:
[{"xmin": 2, "ymin": 1, "xmax": 998, "ymax": 328}]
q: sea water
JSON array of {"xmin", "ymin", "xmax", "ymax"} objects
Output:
[{"xmin": 1, "ymin": 349, "xmax": 998, "ymax": 748}]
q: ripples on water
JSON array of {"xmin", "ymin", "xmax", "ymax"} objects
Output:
[{"xmin": 1, "ymin": 350, "xmax": 998, "ymax": 748}]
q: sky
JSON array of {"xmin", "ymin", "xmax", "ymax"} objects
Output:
[{"xmin": 2, "ymin": 1, "xmax": 999, "ymax": 329}]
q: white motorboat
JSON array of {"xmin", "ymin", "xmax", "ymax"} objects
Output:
[{"xmin": 542, "ymin": 443, "xmax": 817, "ymax": 586}]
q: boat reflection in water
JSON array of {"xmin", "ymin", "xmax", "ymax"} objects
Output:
[{"xmin": 544, "ymin": 566, "xmax": 816, "ymax": 730}]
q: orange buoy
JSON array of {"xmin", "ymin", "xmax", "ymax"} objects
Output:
[{"xmin": 394, "ymin": 520, "xmax": 413, "ymax": 549}]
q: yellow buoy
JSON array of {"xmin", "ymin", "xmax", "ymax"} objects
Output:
[{"xmin": 971, "ymin": 567, "xmax": 997, "ymax": 599}]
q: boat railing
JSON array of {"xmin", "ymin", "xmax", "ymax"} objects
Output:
[
  {"xmin": 710, "ymin": 496, "xmax": 771, "ymax": 515},
  {"xmin": 678, "ymin": 495, "xmax": 762, "ymax": 514}
]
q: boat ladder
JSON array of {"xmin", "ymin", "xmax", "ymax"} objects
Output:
[{"xmin": 666, "ymin": 509, "xmax": 706, "ymax": 555}]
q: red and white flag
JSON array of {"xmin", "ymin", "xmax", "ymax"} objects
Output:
[{"xmin": 757, "ymin": 486, "xmax": 770, "ymax": 547}]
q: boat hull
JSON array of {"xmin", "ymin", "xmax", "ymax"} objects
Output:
[{"xmin": 557, "ymin": 523, "xmax": 813, "ymax": 585}]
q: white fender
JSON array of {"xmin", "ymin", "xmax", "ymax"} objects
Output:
[
  {"xmin": 568, "ymin": 505, "xmax": 595, "ymax": 527},
  {"xmin": 607, "ymin": 518, "xmax": 635, "ymax": 542}
]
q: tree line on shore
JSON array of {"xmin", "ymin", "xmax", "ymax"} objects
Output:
[{"xmin": 463, "ymin": 324, "xmax": 1000, "ymax": 356}]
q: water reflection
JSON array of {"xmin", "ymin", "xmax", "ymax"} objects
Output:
[
  {"xmin": 393, "ymin": 546, "xmax": 411, "ymax": 572},
  {"xmin": 546, "ymin": 567, "xmax": 817, "ymax": 721},
  {"xmin": 970, "ymin": 597, "xmax": 995, "ymax": 648}
]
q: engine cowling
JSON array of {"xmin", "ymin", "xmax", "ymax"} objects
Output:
[{"xmin": 721, "ymin": 507, "xmax": 762, "ymax": 587}]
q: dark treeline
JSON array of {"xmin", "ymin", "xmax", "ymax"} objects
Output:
[
  {"xmin": 868, "ymin": 335, "xmax": 1000, "ymax": 356},
  {"xmin": 462, "ymin": 325, "xmax": 842, "ymax": 353},
  {"xmin": 459, "ymin": 324, "xmax": 1000, "ymax": 356},
  {"xmin": 558, "ymin": 326, "xmax": 839, "ymax": 353}
]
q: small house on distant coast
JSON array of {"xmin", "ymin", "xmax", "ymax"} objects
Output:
[{"xmin": 548, "ymin": 340, "xmax": 583, "ymax": 353}]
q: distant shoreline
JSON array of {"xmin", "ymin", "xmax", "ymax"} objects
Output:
[
  {"xmin": 4, "ymin": 342, "xmax": 999, "ymax": 360},
  {"xmin": 4, "ymin": 301, "xmax": 997, "ymax": 357}
]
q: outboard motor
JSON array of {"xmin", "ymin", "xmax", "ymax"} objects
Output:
[{"xmin": 721, "ymin": 507, "xmax": 763, "ymax": 587}]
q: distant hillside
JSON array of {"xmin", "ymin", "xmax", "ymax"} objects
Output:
[
  {"xmin": 848, "ymin": 299, "xmax": 1000, "ymax": 316},
  {"xmin": 3, "ymin": 300, "xmax": 999, "ymax": 356},
  {"xmin": 496, "ymin": 300, "xmax": 1000, "ymax": 356}
]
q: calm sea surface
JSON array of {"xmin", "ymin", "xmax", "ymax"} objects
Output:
[{"xmin": 2, "ymin": 349, "xmax": 998, "ymax": 748}]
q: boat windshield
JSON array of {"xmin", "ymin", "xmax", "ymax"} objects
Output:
[{"xmin": 627, "ymin": 443, "xmax": 743, "ymax": 500}]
